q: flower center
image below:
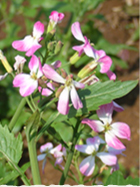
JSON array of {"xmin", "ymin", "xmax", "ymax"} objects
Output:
[
  {"xmin": 31, "ymin": 72, "xmax": 37, "ymax": 80},
  {"xmin": 104, "ymin": 122, "xmax": 111, "ymax": 132},
  {"xmin": 65, "ymin": 74, "xmax": 73, "ymax": 87}
]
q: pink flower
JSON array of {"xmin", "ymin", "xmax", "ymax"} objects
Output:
[
  {"xmin": 37, "ymin": 143, "xmax": 64, "ymax": 173},
  {"xmin": 49, "ymin": 11, "xmax": 64, "ymax": 26},
  {"xmin": 82, "ymin": 102, "xmax": 130, "ymax": 150},
  {"xmin": 71, "ymin": 22, "xmax": 95, "ymax": 57},
  {"xmin": 75, "ymin": 136, "xmax": 117, "ymax": 176},
  {"xmin": 42, "ymin": 64, "xmax": 85, "ymax": 115},
  {"xmin": 12, "ymin": 21, "xmax": 44, "ymax": 57},
  {"xmin": 13, "ymin": 55, "xmax": 43, "ymax": 97}
]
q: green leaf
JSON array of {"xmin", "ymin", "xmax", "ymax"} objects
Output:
[
  {"xmin": 68, "ymin": 80, "xmax": 138, "ymax": 117},
  {"xmin": 0, "ymin": 125, "xmax": 23, "ymax": 164},
  {"xmin": 111, "ymin": 56, "xmax": 128, "ymax": 69},
  {"xmin": 105, "ymin": 170, "xmax": 140, "ymax": 185}
]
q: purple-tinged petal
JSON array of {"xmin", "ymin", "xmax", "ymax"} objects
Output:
[
  {"xmin": 86, "ymin": 136, "xmax": 105, "ymax": 151},
  {"xmin": 70, "ymin": 85, "xmax": 83, "ymax": 110},
  {"xmin": 51, "ymin": 60, "xmax": 61, "ymax": 69},
  {"xmin": 110, "ymin": 162, "xmax": 119, "ymax": 174},
  {"xmin": 107, "ymin": 145, "xmax": 126, "ymax": 156},
  {"xmin": 79, "ymin": 156, "xmax": 95, "ymax": 176},
  {"xmin": 97, "ymin": 103, "xmax": 113, "ymax": 124},
  {"xmin": 57, "ymin": 87, "xmax": 70, "ymax": 115},
  {"xmin": 105, "ymin": 131, "xmax": 126, "ymax": 150},
  {"xmin": 42, "ymin": 158, "xmax": 47, "ymax": 174},
  {"xmin": 98, "ymin": 56, "xmax": 112, "ymax": 73},
  {"xmin": 113, "ymin": 101, "xmax": 124, "ymax": 112},
  {"xmin": 73, "ymin": 80, "xmax": 85, "ymax": 89},
  {"xmin": 75, "ymin": 144, "xmax": 95, "ymax": 155},
  {"xmin": 0, "ymin": 73, "xmax": 8, "ymax": 81},
  {"xmin": 43, "ymin": 64, "xmax": 65, "ymax": 84},
  {"xmin": 97, "ymin": 152, "xmax": 117, "ymax": 166},
  {"xmin": 33, "ymin": 21, "xmax": 45, "ymax": 39},
  {"xmin": 37, "ymin": 153, "xmax": 46, "ymax": 161},
  {"xmin": 40, "ymin": 142, "xmax": 53, "ymax": 153},
  {"xmin": 71, "ymin": 22, "xmax": 85, "ymax": 42},
  {"xmin": 106, "ymin": 70, "xmax": 116, "ymax": 80},
  {"xmin": 81, "ymin": 118, "xmax": 104, "ymax": 133},
  {"xmin": 55, "ymin": 157, "xmax": 63, "ymax": 166},
  {"xmin": 111, "ymin": 122, "xmax": 131, "ymax": 140}
]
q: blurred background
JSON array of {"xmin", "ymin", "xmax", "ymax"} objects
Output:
[{"xmin": 0, "ymin": 0, "xmax": 139, "ymax": 185}]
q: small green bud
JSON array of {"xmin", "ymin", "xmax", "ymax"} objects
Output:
[
  {"xmin": 47, "ymin": 41, "xmax": 56, "ymax": 51},
  {"xmin": 54, "ymin": 41, "xmax": 63, "ymax": 55},
  {"xmin": 46, "ymin": 29, "xmax": 56, "ymax": 41},
  {"xmin": 55, "ymin": 85, "xmax": 64, "ymax": 98},
  {"xmin": 69, "ymin": 52, "xmax": 82, "ymax": 65}
]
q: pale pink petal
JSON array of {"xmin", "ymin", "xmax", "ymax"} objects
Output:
[
  {"xmin": 0, "ymin": 73, "xmax": 8, "ymax": 81},
  {"xmin": 113, "ymin": 101, "xmax": 124, "ymax": 112},
  {"xmin": 105, "ymin": 131, "xmax": 126, "ymax": 150},
  {"xmin": 97, "ymin": 152, "xmax": 117, "ymax": 166},
  {"xmin": 57, "ymin": 87, "xmax": 70, "ymax": 115},
  {"xmin": 33, "ymin": 21, "xmax": 45, "ymax": 39},
  {"xmin": 79, "ymin": 156, "xmax": 95, "ymax": 176},
  {"xmin": 73, "ymin": 80, "xmax": 85, "ymax": 89},
  {"xmin": 106, "ymin": 70, "xmax": 116, "ymax": 80},
  {"xmin": 40, "ymin": 142, "xmax": 53, "ymax": 153},
  {"xmin": 43, "ymin": 64, "xmax": 65, "ymax": 84},
  {"xmin": 70, "ymin": 85, "xmax": 83, "ymax": 110},
  {"xmin": 71, "ymin": 22, "xmax": 85, "ymax": 42},
  {"xmin": 14, "ymin": 55, "xmax": 26, "ymax": 70},
  {"xmin": 37, "ymin": 153, "xmax": 46, "ymax": 161},
  {"xmin": 81, "ymin": 118, "xmax": 104, "ymax": 133},
  {"xmin": 40, "ymin": 87, "xmax": 53, "ymax": 97},
  {"xmin": 29, "ymin": 55, "xmax": 43, "ymax": 78},
  {"xmin": 25, "ymin": 43, "xmax": 41, "ymax": 57},
  {"xmin": 55, "ymin": 157, "xmax": 63, "ymax": 166},
  {"xmin": 97, "ymin": 103, "xmax": 113, "ymax": 124},
  {"xmin": 50, "ymin": 144, "xmax": 62, "ymax": 154},
  {"xmin": 111, "ymin": 122, "xmax": 131, "ymax": 140},
  {"xmin": 84, "ymin": 42, "xmax": 96, "ymax": 59},
  {"xmin": 75, "ymin": 144, "xmax": 95, "ymax": 155},
  {"xmin": 96, "ymin": 50, "xmax": 106, "ymax": 58},
  {"xmin": 98, "ymin": 56, "xmax": 112, "ymax": 73},
  {"xmin": 110, "ymin": 162, "xmax": 119, "ymax": 174},
  {"xmin": 86, "ymin": 136, "xmax": 105, "ymax": 151}
]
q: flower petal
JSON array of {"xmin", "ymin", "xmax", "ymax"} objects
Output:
[
  {"xmin": 75, "ymin": 144, "xmax": 95, "ymax": 154},
  {"xmin": 111, "ymin": 122, "xmax": 131, "ymax": 140},
  {"xmin": 72, "ymin": 45, "xmax": 84, "ymax": 56},
  {"xmin": 79, "ymin": 156, "xmax": 95, "ymax": 176},
  {"xmin": 43, "ymin": 64, "xmax": 65, "ymax": 84},
  {"xmin": 71, "ymin": 22, "xmax": 85, "ymax": 42},
  {"xmin": 106, "ymin": 70, "xmax": 116, "ymax": 80},
  {"xmin": 98, "ymin": 56, "xmax": 112, "ymax": 73},
  {"xmin": 73, "ymin": 80, "xmax": 85, "ymax": 89},
  {"xmin": 105, "ymin": 131, "xmax": 126, "ymax": 150},
  {"xmin": 50, "ymin": 144, "xmax": 62, "ymax": 155},
  {"xmin": 84, "ymin": 42, "xmax": 96, "ymax": 59},
  {"xmin": 40, "ymin": 142, "xmax": 53, "ymax": 153},
  {"xmin": 113, "ymin": 101, "xmax": 124, "ymax": 112},
  {"xmin": 0, "ymin": 73, "xmax": 8, "ymax": 81},
  {"xmin": 86, "ymin": 136, "xmax": 105, "ymax": 151},
  {"xmin": 57, "ymin": 87, "xmax": 70, "ymax": 115},
  {"xmin": 33, "ymin": 21, "xmax": 45, "ymax": 39},
  {"xmin": 49, "ymin": 11, "xmax": 64, "ymax": 23},
  {"xmin": 97, "ymin": 152, "xmax": 117, "ymax": 166},
  {"xmin": 29, "ymin": 55, "xmax": 43, "ymax": 78},
  {"xmin": 97, "ymin": 103, "xmax": 113, "ymax": 124},
  {"xmin": 37, "ymin": 153, "xmax": 46, "ymax": 161},
  {"xmin": 70, "ymin": 85, "xmax": 83, "ymax": 110},
  {"xmin": 81, "ymin": 118, "xmax": 104, "ymax": 133}
]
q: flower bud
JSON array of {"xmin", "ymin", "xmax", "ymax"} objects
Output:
[
  {"xmin": 54, "ymin": 41, "xmax": 63, "ymax": 55},
  {"xmin": 60, "ymin": 68, "xmax": 67, "ymax": 78},
  {"xmin": 70, "ymin": 52, "xmax": 83, "ymax": 65},
  {"xmin": 55, "ymin": 85, "xmax": 64, "ymax": 98},
  {"xmin": 47, "ymin": 41, "xmax": 56, "ymax": 51},
  {"xmin": 78, "ymin": 60, "xmax": 98, "ymax": 78},
  {"xmin": 38, "ymin": 78, "xmax": 48, "ymax": 88},
  {"xmin": 0, "ymin": 50, "xmax": 13, "ymax": 73},
  {"xmin": 80, "ymin": 73, "xmax": 99, "ymax": 85},
  {"xmin": 46, "ymin": 29, "xmax": 56, "ymax": 41}
]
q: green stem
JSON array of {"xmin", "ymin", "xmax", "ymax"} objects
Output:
[
  {"xmin": 59, "ymin": 118, "xmax": 80, "ymax": 185},
  {"xmin": 8, "ymin": 97, "xmax": 26, "ymax": 131},
  {"xmin": 27, "ymin": 136, "xmax": 41, "ymax": 184}
]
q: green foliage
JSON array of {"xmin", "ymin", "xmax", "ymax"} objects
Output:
[
  {"xmin": 105, "ymin": 170, "xmax": 140, "ymax": 185},
  {"xmin": 0, "ymin": 125, "xmax": 23, "ymax": 164},
  {"xmin": 68, "ymin": 80, "xmax": 138, "ymax": 117}
]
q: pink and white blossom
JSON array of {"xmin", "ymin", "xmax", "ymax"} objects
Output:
[
  {"xmin": 12, "ymin": 21, "xmax": 44, "ymax": 57},
  {"xmin": 49, "ymin": 11, "xmax": 64, "ymax": 26},
  {"xmin": 43, "ymin": 64, "xmax": 85, "ymax": 115},
  {"xmin": 82, "ymin": 102, "xmax": 130, "ymax": 150},
  {"xmin": 13, "ymin": 55, "xmax": 43, "ymax": 97},
  {"xmin": 75, "ymin": 136, "xmax": 117, "ymax": 176}
]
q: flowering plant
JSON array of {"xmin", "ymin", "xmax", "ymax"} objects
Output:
[{"xmin": 0, "ymin": 10, "xmax": 138, "ymax": 185}]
